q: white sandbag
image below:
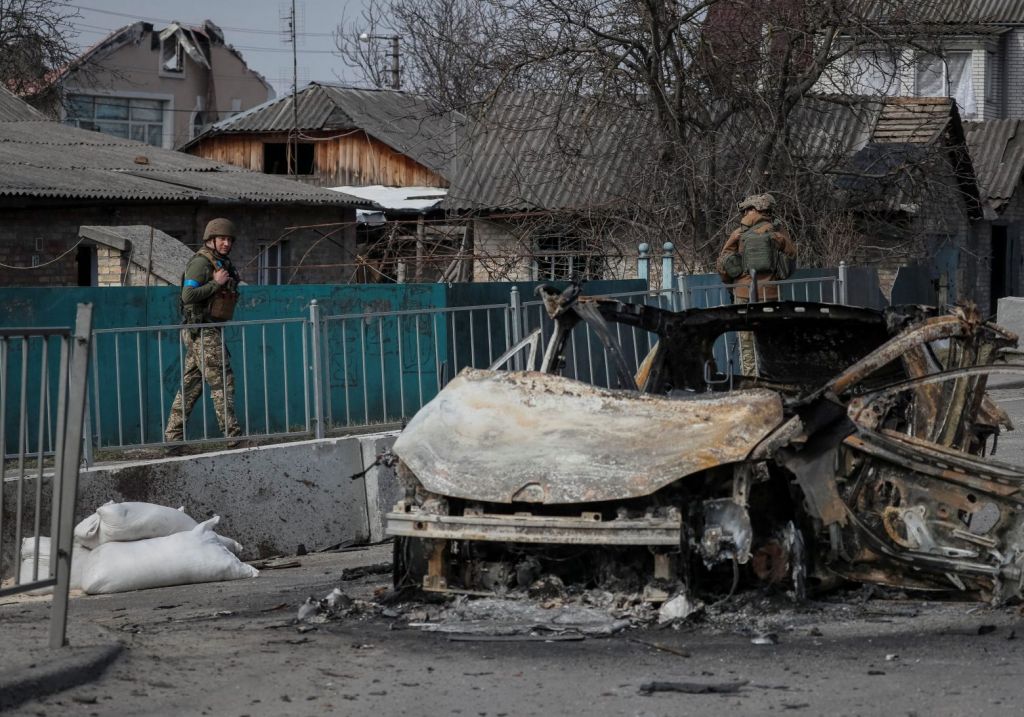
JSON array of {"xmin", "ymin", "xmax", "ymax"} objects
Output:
[
  {"xmin": 214, "ymin": 534, "xmax": 244, "ymax": 555},
  {"xmin": 79, "ymin": 516, "xmax": 258, "ymax": 594},
  {"xmin": 18, "ymin": 537, "xmax": 89, "ymax": 594},
  {"xmin": 79, "ymin": 502, "xmax": 199, "ymax": 548}
]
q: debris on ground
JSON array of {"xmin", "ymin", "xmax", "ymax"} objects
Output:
[
  {"xmin": 638, "ymin": 679, "xmax": 749, "ymax": 695},
  {"xmin": 658, "ymin": 593, "xmax": 704, "ymax": 624}
]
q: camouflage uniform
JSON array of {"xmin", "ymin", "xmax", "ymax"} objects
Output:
[
  {"xmin": 164, "ymin": 243, "xmax": 241, "ymax": 442},
  {"xmin": 715, "ymin": 194, "xmax": 798, "ymax": 376}
]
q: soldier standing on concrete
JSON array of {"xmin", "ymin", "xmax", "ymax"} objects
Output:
[
  {"xmin": 716, "ymin": 193, "xmax": 797, "ymax": 375},
  {"xmin": 164, "ymin": 218, "xmax": 243, "ymax": 452}
]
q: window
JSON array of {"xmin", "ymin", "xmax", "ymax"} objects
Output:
[
  {"xmin": 849, "ymin": 51, "xmax": 900, "ymax": 95},
  {"xmin": 257, "ymin": 242, "xmax": 288, "ymax": 285},
  {"xmin": 161, "ymin": 36, "xmax": 184, "ymax": 74},
  {"xmin": 65, "ymin": 95, "xmax": 165, "ymax": 146},
  {"xmin": 532, "ymin": 234, "xmax": 605, "ymax": 281},
  {"xmin": 915, "ymin": 52, "xmax": 976, "ymax": 118},
  {"xmin": 262, "ymin": 143, "xmax": 314, "ymax": 175}
]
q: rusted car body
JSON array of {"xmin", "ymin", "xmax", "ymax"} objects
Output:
[{"xmin": 386, "ymin": 293, "xmax": 1024, "ymax": 603}]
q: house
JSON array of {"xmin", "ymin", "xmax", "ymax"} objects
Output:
[
  {"xmin": 182, "ymin": 82, "xmax": 466, "ymax": 281},
  {"xmin": 0, "ymin": 86, "xmax": 368, "ymax": 287},
  {"xmin": 443, "ymin": 92, "xmax": 648, "ymax": 283},
  {"xmin": 819, "ymin": 3, "xmax": 1024, "ymax": 122},
  {"xmin": 965, "ymin": 119, "xmax": 1024, "ymax": 314},
  {"xmin": 31, "ymin": 20, "xmax": 273, "ymax": 149},
  {"xmin": 181, "ymin": 82, "xmax": 459, "ymax": 187}
]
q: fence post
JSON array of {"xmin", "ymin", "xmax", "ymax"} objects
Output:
[
  {"xmin": 509, "ymin": 285, "xmax": 523, "ymax": 371},
  {"xmin": 309, "ymin": 300, "xmax": 326, "ymax": 440},
  {"xmin": 50, "ymin": 302, "xmax": 92, "ymax": 649},
  {"xmin": 838, "ymin": 261, "xmax": 849, "ymax": 305},
  {"xmin": 637, "ymin": 243, "xmax": 650, "ymax": 284},
  {"xmin": 676, "ymin": 273, "xmax": 689, "ymax": 311},
  {"xmin": 81, "ymin": 393, "xmax": 94, "ymax": 468},
  {"xmin": 661, "ymin": 242, "xmax": 675, "ymax": 304}
]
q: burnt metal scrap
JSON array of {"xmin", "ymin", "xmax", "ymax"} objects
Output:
[{"xmin": 386, "ymin": 288, "xmax": 1024, "ymax": 605}]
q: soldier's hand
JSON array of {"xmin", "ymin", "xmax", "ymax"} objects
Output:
[{"xmin": 213, "ymin": 268, "xmax": 230, "ymax": 286}]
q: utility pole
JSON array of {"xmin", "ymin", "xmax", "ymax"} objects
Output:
[
  {"xmin": 359, "ymin": 33, "xmax": 401, "ymax": 90},
  {"xmin": 288, "ymin": 0, "xmax": 301, "ymax": 179}
]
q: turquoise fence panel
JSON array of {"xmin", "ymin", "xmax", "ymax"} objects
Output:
[{"xmin": 1, "ymin": 285, "xmax": 449, "ymax": 448}]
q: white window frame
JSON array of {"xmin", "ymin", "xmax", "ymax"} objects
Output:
[
  {"xmin": 61, "ymin": 88, "xmax": 175, "ymax": 149},
  {"xmin": 257, "ymin": 242, "xmax": 286, "ymax": 285},
  {"xmin": 914, "ymin": 51, "xmax": 976, "ymax": 119}
]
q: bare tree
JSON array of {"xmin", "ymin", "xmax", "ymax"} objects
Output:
[
  {"xmin": 0, "ymin": 0, "xmax": 78, "ymax": 98},
  {"xmin": 338, "ymin": 0, "xmax": 981, "ymax": 276}
]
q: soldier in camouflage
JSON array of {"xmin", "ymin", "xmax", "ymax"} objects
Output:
[
  {"xmin": 716, "ymin": 193, "xmax": 797, "ymax": 375},
  {"xmin": 164, "ymin": 218, "xmax": 243, "ymax": 449}
]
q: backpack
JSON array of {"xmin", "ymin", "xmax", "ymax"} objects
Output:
[{"xmin": 740, "ymin": 220, "xmax": 793, "ymax": 279}]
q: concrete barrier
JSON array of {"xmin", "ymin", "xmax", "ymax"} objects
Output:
[
  {"xmin": 357, "ymin": 432, "xmax": 401, "ymax": 543},
  {"xmin": 2, "ymin": 432, "xmax": 402, "ymax": 572}
]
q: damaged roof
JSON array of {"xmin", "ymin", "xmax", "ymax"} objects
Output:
[
  {"xmin": 0, "ymin": 104, "xmax": 368, "ymax": 206},
  {"xmin": 964, "ymin": 119, "xmax": 1024, "ymax": 214},
  {"xmin": 183, "ymin": 82, "xmax": 462, "ymax": 177},
  {"xmin": 48, "ymin": 20, "xmax": 272, "ymax": 94}
]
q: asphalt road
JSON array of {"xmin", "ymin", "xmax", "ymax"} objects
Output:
[{"xmin": 3, "ymin": 389, "xmax": 1024, "ymax": 716}]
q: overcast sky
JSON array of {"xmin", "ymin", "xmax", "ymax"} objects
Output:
[{"xmin": 69, "ymin": 0, "xmax": 373, "ymax": 95}]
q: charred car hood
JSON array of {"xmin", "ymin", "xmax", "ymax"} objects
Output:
[{"xmin": 393, "ymin": 368, "xmax": 784, "ymax": 504}]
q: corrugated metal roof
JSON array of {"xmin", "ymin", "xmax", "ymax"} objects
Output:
[
  {"xmin": 188, "ymin": 82, "xmax": 462, "ymax": 177},
  {"xmin": 445, "ymin": 93, "xmax": 964, "ymax": 213},
  {"xmin": 854, "ymin": 0, "xmax": 1024, "ymax": 24},
  {"xmin": 0, "ymin": 87, "xmax": 47, "ymax": 121},
  {"xmin": 964, "ymin": 119, "xmax": 1024, "ymax": 212},
  {"xmin": 444, "ymin": 93, "xmax": 648, "ymax": 213},
  {"xmin": 0, "ymin": 119, "xmax": 371, "ymax": 205}
]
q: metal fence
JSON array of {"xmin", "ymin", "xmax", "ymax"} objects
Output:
[
  {"xmin": 67, "ymin": 269, "xmax": 851, "ymax": 456},
  {"xmin": 1, "ymin": 304, "xmax": 92, "ymax": 648}
]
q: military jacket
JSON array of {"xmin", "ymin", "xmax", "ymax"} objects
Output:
[{"xmin": 180, "ymin": 248, "xmax": 240, "ymax": 323}]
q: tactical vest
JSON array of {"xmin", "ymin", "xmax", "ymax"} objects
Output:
[
  {"xmin": 739, "ymin": 220, "xmax": 791, "ymax": 279},
  {"xmin": 180, "ymin": 248, "xmax": 240, "ymax": 323}
]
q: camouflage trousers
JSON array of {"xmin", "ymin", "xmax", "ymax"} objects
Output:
[
  {"xmin": 164, "ymin": 327, "xmax": 240, "ymax": 442},
  {"xmin": 733, "ymin": 295, "xmax": 759, "ymax": 376}
]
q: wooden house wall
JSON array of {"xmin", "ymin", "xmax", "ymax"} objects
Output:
[{"xmin": 188, "ymin": 131, "xmax": 448, "ymax": 187}]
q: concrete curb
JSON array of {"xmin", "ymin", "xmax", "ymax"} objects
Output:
[{"xmin": 0, "ymin": 643, "xmax": 123, "ymax": 711}]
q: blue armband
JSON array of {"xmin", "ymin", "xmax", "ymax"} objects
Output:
[{"xmin": 184, "ymin": 279, "xmax": 201, "ymax": 288}]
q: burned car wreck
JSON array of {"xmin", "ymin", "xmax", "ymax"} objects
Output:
[{"xmin": 386, "ymin": 291, "xmax": 1024, "ymax": 604}]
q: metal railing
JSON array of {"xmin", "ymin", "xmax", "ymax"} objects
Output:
[
  {"xmin": 1, "ymin": 304, "xmax": 92, "ymax": 648},
  {"xmin": 89, "ymin": 316, "xmax": 312, "ymax": 451},
  {"xmin": 41, "ymin": 267, "xmax": 853, "ymax": 457}
]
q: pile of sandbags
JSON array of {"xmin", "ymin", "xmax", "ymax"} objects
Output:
[
  {"xmin": 17, "ymin": 537, "xmax": 89, "ymax": 595},
  {"xmin": 18, "ymin": 502, "xmax": 258, "ymax": 595}
]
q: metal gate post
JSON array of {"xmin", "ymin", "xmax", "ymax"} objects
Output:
[
  {"xmin": 660, "ymin": 243, "xmax": 675, "ymax": 305},
  {"xmin": 49, "ymin": 303, "xmax": 92, "ymax": 648},
  {"xmin": 509, "ymin": 285, "xmax": 523, "ymax": 371},
  {"xmin": 676, "ymin": 273, "xmax": 689, "ymax": 311},
  {"xmin": 309, "ymin": 300, "xmax": 326, "ymax": 440},
  {"xmin": 838, "ymin": 261, "xmax": 849, "ymax": 305},
  {"xmin": 637, "ymin": 243, "xmax": 650, "ymax": 284}
]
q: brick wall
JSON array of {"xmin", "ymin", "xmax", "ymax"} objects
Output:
[
  {"xmin": 0, "ymin": 202, "xmax": 357, "ymax": 287},
  {"xmin": 1006, "ymin": 30, "xmax": 1024, "ymax": 118}
]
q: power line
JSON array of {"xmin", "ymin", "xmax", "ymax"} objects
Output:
[{"xmin": 71, "ymin": 4, "xmax": 336, "ymax": 36}]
